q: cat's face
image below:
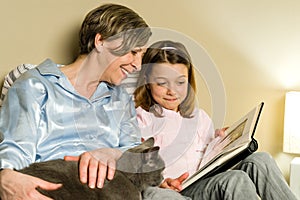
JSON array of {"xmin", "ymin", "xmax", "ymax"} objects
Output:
[
  {"xmin": 116, "ymin": 137, "xmax": 165, "ymax": 189},
  {"xmin": 139, "ymin": 145, "xmax": 165, "ymax": 188}
]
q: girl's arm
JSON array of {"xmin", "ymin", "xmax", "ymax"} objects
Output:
[{"xmin": 160, "ymin": 172, "xmax": 189, "ymax": 192}]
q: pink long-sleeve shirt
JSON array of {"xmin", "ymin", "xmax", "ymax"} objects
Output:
[{"xmin": 136, "ymin": 106, "xmax": 215, "ymax": 179}]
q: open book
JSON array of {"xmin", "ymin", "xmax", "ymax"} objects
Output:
[{"xmin": 182, "ymin": 102, "xmax": 264, "ymax": 190}]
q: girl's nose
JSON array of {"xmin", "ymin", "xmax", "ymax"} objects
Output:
[
  {"xmin": 167, "ymin": 84, "xmax": 177, "ymax": 95},
  {"xmin": 167, "ymin": 90, "xmax": 176, "ymax": 96}
]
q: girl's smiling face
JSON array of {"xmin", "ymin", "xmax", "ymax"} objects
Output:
[{"xmin": 148, "ymin": 63, "xmax": 188, "ymax": 112}]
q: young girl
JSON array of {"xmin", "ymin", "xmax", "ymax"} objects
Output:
[{"xmin": 134, "ymin": 40, "xmax": 297, "ymax": 200}]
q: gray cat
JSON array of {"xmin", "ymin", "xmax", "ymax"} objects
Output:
[{"xmin": 18, "ymin": 137, "xmax": 165, "ymax": 200}]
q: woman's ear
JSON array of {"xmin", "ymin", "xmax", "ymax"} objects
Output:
[
  {"xmin": 144, "ymin": 75, "xmax": 149, "ymax": 84},
  {"xmin": 144, "ymin": 76, "xmax": 150, "ymax": 89},
  {"xmin": 144, "ymin": 76, "xmax": 151, "ymax": 90},
  {"xmin": 94, "ymin": 33, "xmax": 103, "ymax": 52}
]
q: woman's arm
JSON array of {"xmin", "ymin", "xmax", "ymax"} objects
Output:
[
  {"xmin": 0, "ymin": 76, "xmax": 45, "ymax": 169},
  {"xmin": 0, "ymin": 76, "xmax": 62, "ymax": 199},
  {"xmin": 0, "ymin": 169, "xmax": 62, "ymax": 200},
  {"xmin": 64, "ymin": 88, "xmax": 139, "ymax": 189},
  {"xmin": 118, "ymin": 93, "xmax": 142, "ymax": 150}
]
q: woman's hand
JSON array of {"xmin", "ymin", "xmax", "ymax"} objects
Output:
[
  {"xmin": 0, "ymin": 169, "xmax": 62, "ymax": 200},
  {"xmin": 159, "ymin": 172, "xmax": 189, "ymax": 192},
  {"xmin": 64, "ymin": 148, "xmax": 122, "ymax": 189}
]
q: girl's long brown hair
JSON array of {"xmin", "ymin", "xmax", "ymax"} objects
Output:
[{"xmin": 134, "ymin": 40, "xmax": 196, "ymax": 118}]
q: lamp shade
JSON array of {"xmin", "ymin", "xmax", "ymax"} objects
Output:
[{"xmin": 283, "ymin": 91, "xmax": 300, "ymax": 154}]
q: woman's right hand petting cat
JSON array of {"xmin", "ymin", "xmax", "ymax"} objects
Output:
[{"xmin": 17, "ymin": 137, "xmax": 164, "ymax": 200}]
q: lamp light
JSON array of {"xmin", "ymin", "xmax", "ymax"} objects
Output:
[
  {"xmin": 284, "ymin": 91, "xmax": 300, "ymax": 154},
  {"xmin": 283, "ymin": 91, "xmax": 300, "ymax": 199}
]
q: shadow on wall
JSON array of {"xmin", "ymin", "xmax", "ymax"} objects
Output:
[
  {"xmin": 54, "ymin": 25, "xmax": 80, "ymax": 64},
  {"xmin": 0, "ymin": 25, "xmax": 80, "ymax": 104}
]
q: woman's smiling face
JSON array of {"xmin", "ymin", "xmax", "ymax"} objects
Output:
[
  {"xmin": 99, "ymin": 38, "xmax": 146, "ymax": 85},
  {"xmin": 148, "ymin": 62, "xmax": 188, "ymax": 112}
]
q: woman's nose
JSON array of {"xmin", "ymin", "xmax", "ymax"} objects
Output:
[{"xmin": 132, "ymin": 52, "xmax": 143, "ymax": 71}]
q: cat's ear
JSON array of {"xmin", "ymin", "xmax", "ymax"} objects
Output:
[
  {"xmin": 127, "ymin": 137, "xmax": 155, "ymax": 153},
  {"xmin": 142, "ymin": 146, "xmax": 160, "ymax": 159},
  {"xmin": 150, "ymin": 146, "xmax": 160, "ymax": 152},
  {"xmin": 142, "ymin": 137, "xmax": 155, "ymax": 147}
]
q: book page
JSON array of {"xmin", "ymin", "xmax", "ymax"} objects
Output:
[{"xmin": 199, "ymin": 119, "xmax": 248, "ymax": 169}]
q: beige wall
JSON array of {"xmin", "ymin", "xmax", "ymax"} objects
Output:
[{"xmin": 1, "ymin": 0, "xmax": 300, "ymax": 181}]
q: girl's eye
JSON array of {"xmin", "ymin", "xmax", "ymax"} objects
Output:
[
  {"xmin": 157, "ymin": 82, "xmax": 167, "ymax": 86},
  {"xmin": 177, "ymin": 80, "xmax": 186, "ymax": 85}
]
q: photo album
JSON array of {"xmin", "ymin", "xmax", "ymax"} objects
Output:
[{"xmin": 182, "ymin": 102, "xmax": 264, "ymax": 190}]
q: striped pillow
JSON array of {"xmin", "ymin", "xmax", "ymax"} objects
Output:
[{"xmin": 0, "ymin": 64, "xmax": 37, "ymax": 106}]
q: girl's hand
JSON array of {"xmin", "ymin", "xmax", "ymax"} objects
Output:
[
  {"xmin": 159, "ymin": 172, "xmax": 189, "ymax": 192},
  {"xmin": 215, "ymin": 127, "xmax": 229, "ymax": 137},
  {"xmin": 64, "ymin": 148, "xmax": 122, "ymax": 189},
  {"xmin": 0, "ymin": 168, "xmax": 62, "ymax": 200}
]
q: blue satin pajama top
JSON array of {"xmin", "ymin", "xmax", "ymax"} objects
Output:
[{"xmin": 0, "ymin": 59, "xmax": 141, "ymax": 170}]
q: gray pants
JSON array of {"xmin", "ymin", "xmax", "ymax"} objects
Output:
[
  {"xmin": 181, "ymin": 152, "xmax": 298, "ymax": 200},
  {"xmin": 143, "ymin": 187, "xmax": 191, "ymax": 200}
]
